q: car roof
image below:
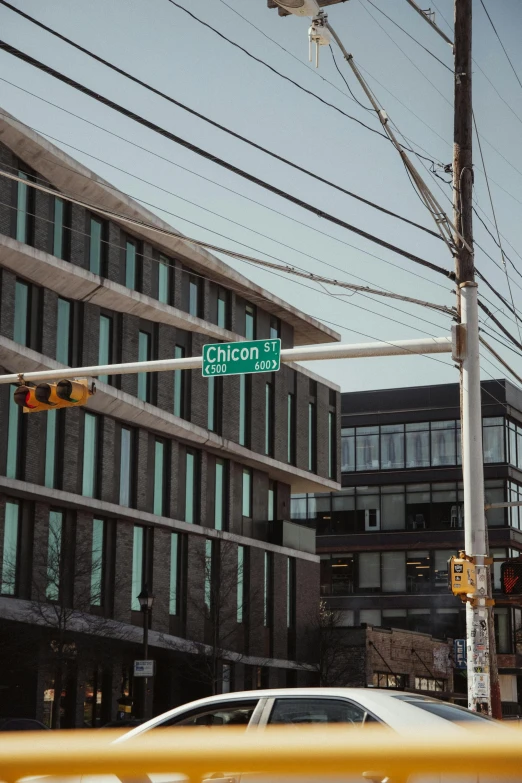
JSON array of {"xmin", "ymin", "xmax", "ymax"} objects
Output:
[{"xmin": 117, "ymin": 687, "xmax": 467, "ymax": 741}]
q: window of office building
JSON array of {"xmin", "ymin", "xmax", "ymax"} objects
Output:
[
  {"xmin": 98, "ymin": 315, "xmax": 112, "ymax": 384},
  {"xmin": 245, "ymin": 304, "xmax": 255, "ymax": 339},
  {"xmin": 495, "ymin": 608, "xmax": 510, "ymax": 654},
  {"xmin": 406, "ymin": 551, "xmax": 431, "ymax": 593},
  {"xmin": 263, "ymin": 551, "xmax": 273, "ymax": 627},
  {"xmin": 153, "ymin": 440, "xmax": 166, "ymax": 517},
  {"xmin": 373, "ymin": 673, "xmax": 407, "ymax": 689},
  {"xmin": 14, "ymin": 280, "xmax": 29, "ymax": 346},
  {"xmin": 308, "ymin": 402, "xmax": 316, "ymax": 472},
  {"xmin": 204, "ymin": 539, "xmax": 213, "ymax": 614},
  {"xmin": 287, "ymin": 393, "xmax": 295, "ymax": 464},
  {"xmin": 1, "ymin": 501, "xmax": 19, "ymax": 595},
  {"xmin": 158, "ymin": 255, "xmax": 170, "ymax": 304},
  {"xmin": 169, "ymin": 532, "xmax": 179, "ymax": 615},
  {"xmin": 82, "ymin": 413, "xmax": 98, "ymax": 498},
  {"xmin": 125, "ymin": 239, "xmax": 137, "ymax": 290},
  {"xmin": 265, "ymin": 382, "xmax": 274, "ymax": 457},
  {"xmin": 270, "ymin": 316, "xmax": 280, "ymax": 340},
  {"xmin": 189, "ymin": 275, "xmax": 200, "ymax": 317},
  {"xmin": 119, "ymin": 427, "xmax": 133, "ymax": 507},
  {"xmin": 328, "ymin": 411, "xmax": 336, "ymax": 479},
  {"xmin": 431, "ymin": 421, "xmax": 457, "ymax": 466},
  {"xmin": 358, "ymin": 552, "xmax": 380, "ymax": 591},
  {"xmin": 56, "ymin": 298, "xmax": 71, "ymax": 365},
  {"xmin": 381, "ymin": 486, "xmax": 405, "ymax": 531},
  {"xmin": 6, "ymin": 387, "xmax": 20, "ymax": 481},
  {"xmin": 53, "ymin": 197, "xmax": 65, "ymax": 259},
  {"xmin": 90, "ymin": 518, "xmax": 104, "ymax": 607},
  {"xmin": 237, "ymin": 545, "xmax": 245, "ymax": 623},
  {"xmin": 287, "ymin": 557, "xmax": 296, "ymax": 629},
  {"xmin": 215, "ymin": 459, "xmax": 225, "ymax": 531},
  {"xmin": 89, "ymin": 217, "xmax": 104, "ymax": 275},
  {"xmin": 208, "ymin": 376, "xmax": 218, "ymax": 433},
  {"xmin": 131, "ymin": 527, "xmax": 145, "ymax": 611},
  {"xmin": 360, "ymin": 609, "xmax": 381, "ymax": 626},
  {"xmin": 382, "ymin": 551, "xmax": 406, "ymax": 593},
  {"xmin": 356, "ymin": 425, "xmax": 379, "ymax": 472},
  {"xmin": 485, "ymin": 480, "xmax": 505, "ymax": 527},
  {"xmin": 16, "ymin": 170, "xmax": 30, "ymax": 243},
  {"xmin": 137, "ymin": 331, "xmax": 151, "ymax": 402},
  {"xmin": 242, "ymin": 468, "xmax": 252, "ymax": 518},
  {"xmin": 239, "ymin": 374, "xmax": 250, "ymax": 447},
  {"xmin": 217, "ymin": 288, "xmax": 228, "ymax": 329},
  {"xmin": 46, "ymin": 510, "xmax": 63, "ymax": 601},
  {"xmin": 185, "ymin": 450, "xmax": 196, "ymax": 524},
  {"xmin": 174, "ymin": 345, "xmax": 185, "ymax": 418},
  {"xmin": 381, "ymin": 424, "xmax": 404, "ymax": 469},
  {"xmin": 483, "ymin": 417, "xmax": 505, "ymax": 463},
  {"xmin": 268, "ymin": 481, "xmax": 275, "ymax": 523},
  {"xmin": 341, "ymin": 428, "xmax": 355, "ymax": 472},
  {"xmin": 45, "ymin": 410, "xmax": 58, "ymax": 490}
]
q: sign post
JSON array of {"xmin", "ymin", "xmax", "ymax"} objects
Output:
[{"xmin": 202, "ymin": 339, "xmax": 281, "ymax": 377}]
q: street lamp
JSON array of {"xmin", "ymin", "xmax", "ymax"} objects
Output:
[
  {"xmin": 137, "ymin": 585, "xmax": 154, "ymax": 719},
  {"xmin": 271, "ymin": 0, "xmax": 320, "ymax": 16}
]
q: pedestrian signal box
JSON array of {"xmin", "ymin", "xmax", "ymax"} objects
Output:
[
  {"xmin": 448, "ymin": 556, "xmax": 476, "ymax": 597},
  {"xmin": 14, "ymin": 379, "xmax": 95, "ymax": 413},
  {"xmin": 501, "ymin": 561, "xmax": 522, "ymax": 595}
]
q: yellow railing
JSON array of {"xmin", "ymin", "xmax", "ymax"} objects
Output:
[{"xmin": 0, "ymin": 726, "xmax": 521, "ymax": 783}]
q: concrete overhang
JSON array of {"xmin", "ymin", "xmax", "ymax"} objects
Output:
[
  {"xmin": 0, "ymin": 111, "xmax": 340, "ymax": 347},
  {"xmin": 0, "ymin": 337, "xmax": 340, "ymax": 494}
]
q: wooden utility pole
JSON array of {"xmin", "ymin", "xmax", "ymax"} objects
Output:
[{"xmin": 453, "ymin": 0, "xmax": 501, "ymax": 719}]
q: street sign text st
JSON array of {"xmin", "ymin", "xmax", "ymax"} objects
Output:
[{"xmin": 202, "ymin": 339, "xmax": 281, "ymax": 377}]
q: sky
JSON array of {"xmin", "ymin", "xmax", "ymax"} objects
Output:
[{"xmin": 1, "ymin": 0, "xmax": 522, "ymax": 395}]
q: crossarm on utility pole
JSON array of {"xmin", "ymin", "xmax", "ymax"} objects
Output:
[{"xmin": 0, "ymin": 337, "xmax": 452, "ymax": 385}]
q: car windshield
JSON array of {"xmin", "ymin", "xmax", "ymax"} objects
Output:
[{"xmin": 406, "ymin": 701, "xmax": 495, "ymax": 723}]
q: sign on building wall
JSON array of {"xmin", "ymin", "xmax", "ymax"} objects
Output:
[{"xmin": 454, "ymin": 639, "xmax": 467, "ymax": 669}]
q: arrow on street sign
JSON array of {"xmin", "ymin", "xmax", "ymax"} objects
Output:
[{"xmin": 202, "ymin": 339, "xmax": 281, "ymax": 377}]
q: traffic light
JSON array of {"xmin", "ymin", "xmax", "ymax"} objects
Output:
[
  {"xmin": 501, "ymin": 561, "xmax": 522, "ymax": 595},
  {"xmin": 14, "ymin": 379, "xmax": 95, "ymax": 413},
  {"xmin": 448, "ymin": 555, "xmax": 476, "ymax": 597}
]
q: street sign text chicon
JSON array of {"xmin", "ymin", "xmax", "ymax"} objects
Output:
[{"xmin": 202, "ymin": 339, "xmax": 281, "ymax": 377}]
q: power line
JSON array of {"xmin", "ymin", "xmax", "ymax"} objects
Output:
[
  {"xmin": 479, "ymin": 0, "xmax": 522, "ymax": 93},
  {"xmin": 0, "ymin": 92, "xmax": 451, "ymax": 296},
  {"xmin": 329, "ymin": 47, "xmax": 375, "ymax": 113},
  {"xmin": 0, "ymin": 42, "xmax": 454, "ymax": 282},
  {"xmin": 478, "ymin": 300, "xmax": 522, "ymax": 354},
  {"xmin": 0, "ymin": 2, "xmax": 440, "ymax": 239}
]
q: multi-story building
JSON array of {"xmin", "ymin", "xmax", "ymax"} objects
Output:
[
  {"xmin": 293, "ymin": 380, "xmax": 522, "ymax": 713},
  {"xmin": 0, "ymin": 111, "xmax": 341, "ymax": 727}
]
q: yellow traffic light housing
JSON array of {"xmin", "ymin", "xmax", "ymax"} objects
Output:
[
  {"xmin": 448, "ymin": 553, "xmax": 476, "ymax": 598},
  {"xmin": 14, "ymin": 378, "xmax": 95, "ymax": 413}
]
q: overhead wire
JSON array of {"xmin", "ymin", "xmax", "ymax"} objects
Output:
[
  {"xmin": 479, "ymin": 0, "xmax": 522, "ymax": 93},
  {"xmin": 0, "ymin": 44, "xmax": 454, "ymax": 282}
]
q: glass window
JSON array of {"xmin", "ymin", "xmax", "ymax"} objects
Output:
[
  {"xmin": 308, "ymin": 402, "xmax": 316, "ymax": 471},
  {"xmin": 119, "ymin": 427, "xmax": 132, "ymax": 507},
  {"xmin": 490, "ymin": 548, "xmax": 507, "ymax": 591},
  {"xmin": 328, "ymin": 411, "xmax": 336, "ymax": 479},
  {"xmin": 268, "ymin": 697, "xmax": 366, "ymax": 725},
  {"xmin": 215, "ymin": 459, "xmax": 225, "ymax": 530},
  {"xmin": 483, "ymin": 418, "xmax": 505, "ymax": 463},
  {"xmin": 53, "ymin": 197, "xmax": 65, "ymax": 258},
  {"xmin": 237, "ymin": 545, "xmax": 244, "ymax": 623},
  {"xmin": 89, "ymin": 217, "xmax": 103, "ymax": 275},
  {"xmin": 485, "ymin": 483, "xmax": 505, "ymax": 527},
  {"xmin": 287, "ymin": 393, "xmax": 295, "ymax": 464},
  {"xmin": 270, "ymin": 316, "xmax": 280, "ymax": 340},
  {"xmin": 153, "ymin": 440, "xmax": 165, "ymax": 516},
  {"xmin": 46, "ymin": 510, "xmax": 63, "ymax": 601},
  {"xmin": 406, "ymin": 551, "xmax": 430, "ymax": 593},
  {"xmin": 410, "ymin": 701, "xmax": 492, "ymax": 723},
  {"xmin": 356, "ymin": 425, "xmax": 379, "ymax": 471},
  {"xmin": 341, "ymin": 428, "xmax": 355, "ymax": 472},
  {"xmin": 517, "ymin": 426, "xmax": 522, "ymax": 470},
  {"xmin": 208, "ymin": 376, "xmax": 216, "ymax": 432},
  {"xmin": 508, "ymin": 422, "xmax": 517, "ymax": 466},
  {"xmin": 169, "ymin": 532, "xmax": 178, "ymax": 615},
  {"xmin": 268, "ymin": 482, "xmax": 275, "ymax": 523},
  {"xmin": 381, "ymin": 424, "xmax": 404, "ymax": 469},
  {"xmin": 174, "ymin": 345, "xmax": 185, "ymax": 418},
  {"xmin": 381, "ymin": 490, "xmax": 405, "ymax": 530},
  {"xmin": 14, "ymin": 280, "xmax": 28, "ymax": 345},
  {"xmin": 56, "ymin": 298, "xmax": 70, "ymax": 365},
  {"xmin": 169, "ymin": 702, "xmax": 258, "ymax": 728},
  {"xmin": 204, "ymin": 539, "xmax": 212, "ymax": 613},
  {"xmin": 189, "ymin": 276, "xmax": 200, "ymax": 317},
  {"xmin": 360, "ymin": 609, "xmax": 381, "ymax": 626},
  {"xmin": 16, "ymin": 171, "xmax": 29, "ymax": 243},
  {"xmin": 495, "ymin": 607, "xmax": 510, "ymax": 653},
  {"xmin": 287, "ymin": 557, "xmax": 296, "ymax": 628},
  {"xmin": 331, "ymin": 555, "xmax": 355, "ymax": 595},
  {"xmin": 6, "ymin": 387, "xmax": 20, "ymax": 480},
  {"xmin": 245, "ymin": 304, "xmax": 255, "ymax": 339},
  {"xmin": 382, "ymin": 551, "xmax": 406, "ymax": 592},
  {"xmin": 356, "ymin": 492, "xmax": 380, "ymax": 532},
  {"xmin": 1, "ymin": 501, "xmax": 19, "ymax": 595},
  {"xmin": 291, "ymin": 495, "xmax": 307, "ymax": 520},
  {"xmin": 239, "ymin": 374, "xmax": 249, "ymax": 447},
  {"xmin": 131, "ymin": 526, "xmax": 144, "ymax": 611},
  {"xmin": 434, "ymin": 550, "xmax": 452, "ymax": 589},
  {"xmin": 242, "ymin": 468, "xmax": 252, "ymax": 517},
  {"xmin": 406, "ymin": 422, "xmax": 430, "ymax": 468},
  {"xmin": 263, "ymin": 551, "xmax": 272, "ymax": 627},
  {"xmin": 217, "ymin": 288, "xmax": 228, "ymax": 328},
  {"xmin": 125, "ymin": 240, "xmax": 136, "ymax": 290},
  {"xmin": 90, "ymin": 518, "xmax": 104, "ymax": 607},
  {"xmin": 185, "ymin": 451, "xmax": 196, "ymax": 524},
  {"xmin": 431, "ymin": 421, "xmax": 457, "ymax": 466},
  {"xmin": 44, "ymin": 410, "xmax": 57, "ymax": 489},
  {"xmin": 265, "ymin": 383, "xmax": 273, "ymax": 456},
  {"xmin": 158, "ymin": 255, "xmax": 170, "ymax": 304},
  {"xmin": 82, "ymin": 413, "xmax": 97, "ymax": 498},
  {"xmin": 358, "ymin": 552, "xmax": 380, "ymax": 590},
  {"xmin": 137, "ymin": 331, "xmax": 151, "ymax": 402},
  {"xmin": 98, "ymin": 315, "xmax": 111, "ymax": 384}
]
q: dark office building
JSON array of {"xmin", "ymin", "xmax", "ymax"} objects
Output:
[
  {"xmin": 0, "ymin": 111, "xmax": 341, "ymax": 727},
  {"xmin": 292, "ymin": 380, "xmax": 522, "ymax": 713}
]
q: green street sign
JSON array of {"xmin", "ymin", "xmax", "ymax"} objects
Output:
[{"xmin": 202, "ymin": 339, "xmax": 281, "ymax": 377}]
